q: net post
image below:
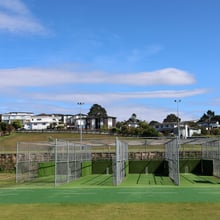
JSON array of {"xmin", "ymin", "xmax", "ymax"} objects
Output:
[
  {"xmin": 54, "ymin": 139, "xmax": 57, "ymax": 187},
  {"xmin": 16, "ymin": 142, "xmax": 19, "ymax": 183}
]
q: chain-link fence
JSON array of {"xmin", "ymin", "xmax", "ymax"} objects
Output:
[
  {"xmin": 112, "ymin": 138, "xmax": 128, "ymax": 186},
  {"xmin": 165, "ymin": 138, "xmax": 180, "ymax": 185},
  {"xmin": 202, "ymin": 139, "xmax": 220, "ymax": 177},
  {"xmin": 16, "ymin": 139, "xmax": 91, "ymax": 186},
  {"xmin": 55, "ymin": 139, "xmax": 91, "ymax": 186},
  {"xmin": 16, "ymin": 141, "xmax": 55, "ymax": 184}
]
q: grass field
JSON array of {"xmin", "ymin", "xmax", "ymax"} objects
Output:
[
  {"xmin": 0, "ymin": 132, "xmax": 114, "ymax": 152},
  {"xmin": 1, "ymin": 203, "xmax": 220, "ymax": 220},
  {"xmin": 1, "ymin": 173, "xmax": 220, "ymax": 219}
]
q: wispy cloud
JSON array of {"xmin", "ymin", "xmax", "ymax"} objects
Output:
[
  {"xmin": 0, "ymin": 0, "xmax": 46, "ymax": 34},
  {"xmin": 31, "ymin": 89, "xmax": 208, "ymax": 104},
  {"xmin": 0, "ymin": 67, "xmax": 195, "ymax": 87},
  {"xmin": 113, "ymin": 68, "xmax": 195, "ymax": 85},
  {"xmin": 15, "ymin": 89, "xmax": 206, "ymax": 121},
  {"xmin": 0, "ymin": 0, "xmax": 29, "ymax": 15}
]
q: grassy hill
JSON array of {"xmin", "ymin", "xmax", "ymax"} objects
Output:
[{"xmin": 0, "ymin": 132, "xmax": 115, "ymax": 152}]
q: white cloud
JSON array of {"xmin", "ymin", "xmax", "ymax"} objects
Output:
[
  {"xmin": 0, "ymin": 0, "xmax": 29, "ymax": 15},
  {"xmin": 0, "ymin": 0, "xmax": 46, "ymax": 34},
  {"xmin": 119, "ymin": 68, "xmax": 195, "ymax": 85},
  {"xmin": 0, "ymin": 67, "xmax": 195, "ymax": 87},
  {"xmin": 30, "ymin": 89, "xmax": 207, "ymax": 104},
  {"xmin": 0, "ymin": 68, "xmax": 73, "ymax": 87}
]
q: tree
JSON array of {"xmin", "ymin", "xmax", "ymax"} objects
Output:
[
  {"xmin": 6, "ymin": 124, "xmax": 14, "ymax": 134},
  {"xmin": 199, "ymin": 110, "xmax": 215, "ymax": 122},
  {"xmin": 11, "ymin": 120, "xmax": 22, "ymax": 130},
  {"xmin": 149, "ymin": 120, "xmax": 160, "ymax": 126},
  {"xmin": 116, "ymin": 119, "xmax": 159, "ymax": 137},
  {"xmin": 198, "ymin": 110, "xmax": 215, "ymax": 133},
  {"xmin": 213, "ymin": 115, "xmax": 220, "ymax": 123},
  {"xmin": 87, "ymin": 104, "xmax": 107, "ymax": 117},
  {"xmin": 0, "ymin": 122, "xmax": 7, "ymax": 135},
  {"xmin": 137, "ymin": 121, "xmax": 159, "ymax": 137},
  {"xmin": 163, "ymin": 114, "xmax": 180, "ymax": 123}
]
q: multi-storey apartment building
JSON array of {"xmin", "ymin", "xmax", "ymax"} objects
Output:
[{"xmin": 0, "ymin": 112, "xmax": 34, "ymax": 125}]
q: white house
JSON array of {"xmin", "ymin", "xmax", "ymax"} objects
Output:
[
  {"xmin": 152, "ymin": 122, "xmax": 201, "ymax": 138},
  {"xmin": 66, "ymin": 114, "xmax": 87, "ymax": 129},
  {"xmin": 24, "ymin": 114, "xmax": 59, "ymax": 130},
  {"xmin": 197, "ymin": 121, "xmax": 220, "ymax": 130},
  {"xmin": 1, "ymin": 112, "xmax": 34, "ymax": 125},
  {"xmin": 178, "ymin": 125, "xmax": 201, "ymax": 138}
]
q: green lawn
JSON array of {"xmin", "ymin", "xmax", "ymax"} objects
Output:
[
  {"xmin": 0, "ymin": 132, "xmax": 116, "ymax": 152},
  {"xmin": 1, "ymin": 203, "xmax": 220, "ymax": 220}
]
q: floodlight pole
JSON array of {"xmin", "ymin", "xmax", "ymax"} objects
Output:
[{"xmin": 77, "ymin": 102, "xmax": 84, "ymax": 147}]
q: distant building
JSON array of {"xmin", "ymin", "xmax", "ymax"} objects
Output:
[
  {"xmin": 53, "ymin": 113, "xmax": 73, "ymax": 128},
  {"xmin": 86, "ymin": 115, "xmax": 116, "ymax": 130},
  {"xmin": 177, "ymin": 124, "xmax": 201, "ymax": 138},
  {"xmin": 1, "ymin": 112, "xmax": 34, "ymax": 125},
  {"xmin": 24, "ymin": 114, "xmax": 59, "ymax": 130},
  {"xmin": 66, "ymin": 114, "xmax": 87, "ymax": 129},
  {"xmin": 153, "ymin": 122, "xmax": 177, "ymax": 134},
  {"xmin": 152, "ymin": 122, "xmax": 201, "ymax": 138},
  {"xmin": 197, "ymin": 121, "xmax": 220, "ymax": 130},
  {"xmin": 66, "ymin": 114, "xmax": 116, "ymax": 130}
]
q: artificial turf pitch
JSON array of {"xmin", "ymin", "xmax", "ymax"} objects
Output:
[
  {"xmin": 1, "ymin": 185, "xmax": 220, "ymax": 204},
  {"xmin": 1, "ymin": 173, "xmax": 220, "ymax": 204}
]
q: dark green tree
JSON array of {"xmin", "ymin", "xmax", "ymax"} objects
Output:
[
  {"xmin": 199, "ymin": 110, "xmax": 215, "ymax": 122},
  {"xmin": 87, "ymin": 104, "xmax": 107, "ymax": 117},
  {"xmin": 116, "ymin": 119, "xmax": 159, "ymax": 137},
  {"xmin": 137, "ymin": 121, "xmax": 159, "ymax": 137},
  {"xmin": 213, "ymin": 115, "xmax": 220, "ymax": 123},
  {"xmin": 0, "ymin": 122, "xmax": 7, "ymax": 133},
  {"xmin": 163, "ymin": 114, "xmax": 180, "ymax": 123},
  {"xmin": 149, "ymin": 120, "xmax": 160, "ymax": 126},
  {"xmin": 11, "ymin": 120, "xmax": 22, "ymax": 130}
]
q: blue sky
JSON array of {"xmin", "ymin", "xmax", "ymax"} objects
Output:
[{"xmin": 0, "ymin": 0, "xmax": 219, "ymax": 122}]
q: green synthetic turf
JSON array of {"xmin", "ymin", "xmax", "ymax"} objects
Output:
[
  {"xmin": 2, "ymin": 173, "xmax": 220, "ymax": 188},
  {"xmin": 1, "ymin": 186, "xmax": 220, "ymax": 204},
  {"xmin": 1, "ymin": 173, "xmax": 220, "ymax": 204}
]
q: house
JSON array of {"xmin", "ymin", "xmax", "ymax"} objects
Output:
[
  {"xmin": 152, "ymin": 122, "xmax": 201, "ymax": 138},
  {"xmin": 0, "ymin": 112, "xmax": 34, "ymax": 125},
  {"xmin": 66, "ymin": 114, "xmax": 87, "ymax": 129},
  {"xmin": 66, "ymin": 114, "xmax": 116, "ymax": 130},
  {"xmin": 24, "ymin": 114, "xmax": 59, "ymax": 130},
  {"xmin": 86, "ymin": 115, "xmax": 116, "ymax": 130},
  {"xmin": 153, "ymin": 122, "xmax": 177, "ymax": 134},
  {"xmin": 176, "ymin": 124, "xmax": 201, "ymax": 138},
  {"xmin": 126, "ymin": 113, "xmax": 139, "ymax": 128},
  {"xmin": 197, "ymin": 121, "xmax": 220, "ymax": 130}
]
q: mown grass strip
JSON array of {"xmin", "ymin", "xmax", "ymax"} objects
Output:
[{"xmin": 0, "ymin": 203, "xmax": 220, "ymax": 220}]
